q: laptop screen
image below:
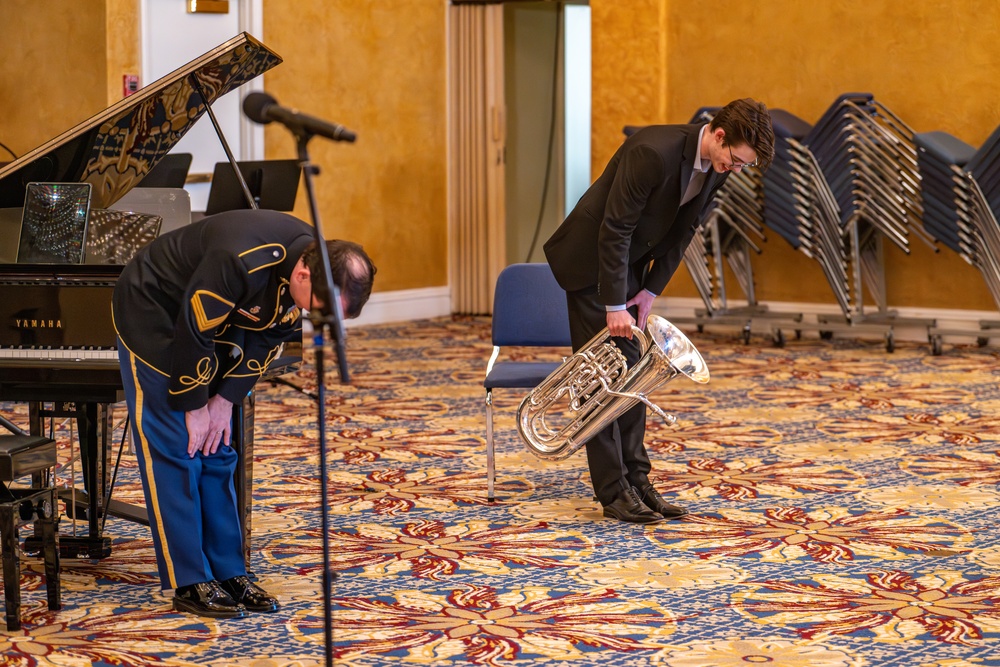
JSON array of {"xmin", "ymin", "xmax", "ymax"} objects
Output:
[{"xmin": 17, "ymin": 182, "xmax": 92, "ymax": 264}]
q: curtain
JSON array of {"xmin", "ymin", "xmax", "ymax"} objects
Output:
[{"xmin": 448, "ymin": 2, "xmax": 506, "ymax": 314}]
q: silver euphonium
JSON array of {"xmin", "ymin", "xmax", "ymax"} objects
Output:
[{"xmin": 517, "ymin": 314, "xmax": 709, "ymax": 460}]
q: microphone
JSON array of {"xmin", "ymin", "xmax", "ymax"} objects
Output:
[{"xmin": 243, "ymin": 92, "xmax": 356, "ymax": 143}]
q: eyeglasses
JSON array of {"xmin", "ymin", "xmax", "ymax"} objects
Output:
[{"xmin": 727, "ymin": 145, "xmax": 758, "ymax": 170}]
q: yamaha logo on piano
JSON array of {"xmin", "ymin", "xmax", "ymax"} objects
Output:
[
  {"xmin": 14, "ymin": 319, "xmax": 64, "ymax": 330},
  {"xmin": 0, "ymin": 273, "xmax": 120, "ymax": 351}
]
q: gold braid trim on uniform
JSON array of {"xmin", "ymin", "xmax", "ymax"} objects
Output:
[
  {"xmin": 112, "ymin": 308, "xmax": 170, "ymax": 377},
  {"xmin": 239, "ymin": 243, "xmax": 286, "ymax": 274},
  {"xmin": 216, "ymin": 339, "xmax": 244, "ymax": 378},
  {"xmin": 244, "ymin": 344, "xmax": 282, "ymax": 378},
  {"xmin": 169, "ymin": 356, "xmax": 216, "ymax": 395},
  {"xmin": 230, "ymin": 279, "xmax": 289, "ymax": 332}
]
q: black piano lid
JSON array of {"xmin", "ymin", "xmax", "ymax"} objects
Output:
[{"xmin": 0, "ymin": 32, "xmax": 282, "ymax": 211}]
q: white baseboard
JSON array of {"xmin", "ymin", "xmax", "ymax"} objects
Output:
[
  {"xmin": 344, "ymin": 286, "xmax": 452, "ymax": 328},
  {"xmin": 653, "ymin": 296, "xmax": 1000, "ymax": 344},
  {"xmin": 311, "ymin": 286, "xmax": 1000, "ymax": 345}
]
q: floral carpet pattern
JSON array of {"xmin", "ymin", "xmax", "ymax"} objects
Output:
[{"xmin": 2, "ymin": 316, "xmax": 999, "ymax": 666}]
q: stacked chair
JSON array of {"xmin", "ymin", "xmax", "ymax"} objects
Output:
[
  {"xmin": 620, "ymin": 95, "xmax": 1000, "ymax": 353},
  {"xmin": 765, "ymin": 108, "xmax": 851, "ymax": 315},
  {"xmin": 683, "ymin": 108, "xmax": 766, "ymax": 315},
  {"xmin": 683, "ymin": 108, "xmax": 801, "ymax": 342},
  {"xmin": 762, "ymin": 94, "xmax": 932, "ymax": 351},
  {"xmin": 915, "ymin": 125, "xmax": 1000, "ymax": 353}
]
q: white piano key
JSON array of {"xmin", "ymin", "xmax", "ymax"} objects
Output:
[{"xmin": 0, "ymin": 347, "xmax": 119, "ymax": 361}]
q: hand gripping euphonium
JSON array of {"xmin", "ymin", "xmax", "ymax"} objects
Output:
[{"xmin": 517, "ymin": 315, "xmax": 709, "ymax": 460}]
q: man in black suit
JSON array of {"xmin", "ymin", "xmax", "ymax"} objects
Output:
[{"xmin": 544, "ymin": 98, "xmax": 774, "ymax": 524}]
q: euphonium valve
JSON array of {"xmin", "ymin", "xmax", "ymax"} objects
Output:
[{"xmin": 517, "ymin": 315, "xmax": 709, "ymax": 460}]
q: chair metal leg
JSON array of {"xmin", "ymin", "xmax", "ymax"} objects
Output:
[{"xmin": 485, "ymin": 389, "xmax": 495, "ymax": 502}]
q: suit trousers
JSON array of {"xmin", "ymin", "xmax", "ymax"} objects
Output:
[
  {"xmin": 565, "ymin": 281, "xmax": 652, "ymax": 506},
  {"xmin": 118, "ymin": 338, "xmax": 247, "ymax": 590}
]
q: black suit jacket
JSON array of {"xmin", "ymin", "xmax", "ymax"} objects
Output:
[{"xmin": 544, "ymin": 124, "xmax": 728, "ymax": 305}]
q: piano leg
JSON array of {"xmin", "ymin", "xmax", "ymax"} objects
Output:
[
  {"xmin": 76, "ymin": 402, "xmax": 110, "ymax": 540},
  {"xmin": 25, "ymin": 401, "xmax": 113, "ymax": 560},
  {"xmin": 25, "ymin": 396, "xmax": 254, "ymax": 565},
  {"xmin": 232, "ymin": 390, "xmax": 255, "ymax": 571}
]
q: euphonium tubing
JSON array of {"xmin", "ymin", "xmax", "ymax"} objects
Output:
[{"xmin": 517, "ymin": 315, "xmax": 709, "ymax": 460}]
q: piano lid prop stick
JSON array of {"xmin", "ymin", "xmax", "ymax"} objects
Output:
[{"xmin": 189, "ymin": 74, "xmax": 259, "ymax": 211}]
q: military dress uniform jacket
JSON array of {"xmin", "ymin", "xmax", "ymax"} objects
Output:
[
  {"xmin": 112, "ymin": 209, "xmax": 315, "ymax": 412},
  {"xmin": 544, "ymin": 124, "xmax": 729, "ymax": 306}
]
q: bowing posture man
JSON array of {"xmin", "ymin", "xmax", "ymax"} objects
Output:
[
  {"xmin": 544, "ymin": 98, "xmax": 774, "ymax": 524},
  {"xmin": 113, "ymin": 208, "xmax": 376, "ymax": 617}
]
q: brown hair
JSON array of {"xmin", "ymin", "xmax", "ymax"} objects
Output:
[
  {"xmin": 711, "ymin": 98, "xmax": 775, "ymax": 172},
  {"xmin": 300, "ymin": 239, "xmax": 376, "ymax": 318}
]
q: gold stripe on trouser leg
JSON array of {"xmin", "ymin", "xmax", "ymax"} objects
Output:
[{"xmin": 128, "ymin": 354, "xmax": 178, "ymax": 588}]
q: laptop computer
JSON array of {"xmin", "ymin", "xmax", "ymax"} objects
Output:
[{"xmin": 16, "ymin": 182, "xmax": 91, "ymax": 264}]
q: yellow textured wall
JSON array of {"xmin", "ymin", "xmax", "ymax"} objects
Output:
[
  {"xmin": 591, "ymin": 0, "xmax": 1000, "ymax": 312},
  {"xmin": 1, "ymin": 1, "xmax": 444, "ymax": 296},
  {"xmin": 0, "ymin": 0, "xmax": 111, "ymax": 156},
  {"xmin": 591, "ymin": 0, "xmax": 668, "ymax": 177},
  {"xmin": 7, "ymin": 1, "xmax": 999, "ymax": 311},
  {"xmin": 262, "ymin": 0, "xmax": 449, "ymax": 293},
  {"xmin": 105, "ymin": 0, "xmax": 141, "ymax": 105}
]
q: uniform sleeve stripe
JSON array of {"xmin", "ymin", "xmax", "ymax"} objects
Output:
[{"xmin": 191, "ymin": 290, "xmax": 235, "ymax": 332}]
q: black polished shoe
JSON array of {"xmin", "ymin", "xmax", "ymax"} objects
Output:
[
  {"xmin": 602, "ymin": 486, "xmax": 665, "ymax": 524},
  {"xmin": 219, "ymin": 575, "xmax": 280, "ymax": 613},
  {"xmin": 173, "ymin": 581, "xmax": 247, "ymax": 619},
  {"xmin": 639, "ymin": 484, "xmax": 688, "ymax": 519}
]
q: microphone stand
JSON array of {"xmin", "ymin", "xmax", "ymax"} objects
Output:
[{"xmin": 294, "ymin": 129, "xmax": 350, "ymax": 667}]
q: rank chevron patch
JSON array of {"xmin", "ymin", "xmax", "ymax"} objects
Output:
[{"xmin": 190, "ymin": 289, "xmax": 235, "ymax": 332}]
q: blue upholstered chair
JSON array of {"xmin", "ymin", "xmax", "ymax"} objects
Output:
[{"xmin": 483, "ymin": 263, "xmax": 571, "ymax": 501}]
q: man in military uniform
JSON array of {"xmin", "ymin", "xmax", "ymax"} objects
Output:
[{"xmin": 113, "ymin": 208, "xmax": 376, "ymax": 618}]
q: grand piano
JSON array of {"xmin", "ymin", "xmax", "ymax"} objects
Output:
[{"xmin": 0, "ymin": 33, "xmax": 283, "ymax": 561}]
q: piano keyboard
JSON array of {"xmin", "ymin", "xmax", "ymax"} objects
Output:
[{"xmin": 0, "ymin": 348, "xmax": 119, "ymax": 362}]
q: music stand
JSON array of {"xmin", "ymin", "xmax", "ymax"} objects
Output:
[
  {"xmin": 204, "ymin": 159, "xmax": 301, "ymax": 214},
  {"xmin": 137, "ymin": 153, "xmax": 192, "ymax": 189}
]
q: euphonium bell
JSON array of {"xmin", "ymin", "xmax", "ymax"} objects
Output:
[{"xmin": 517, "ymin": 314, "xmax": 709, "ymax": 460}]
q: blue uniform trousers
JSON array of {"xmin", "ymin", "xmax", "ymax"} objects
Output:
[{"xmin": 118, "ymin": 339, "xmax": 247, "ymax": 590}]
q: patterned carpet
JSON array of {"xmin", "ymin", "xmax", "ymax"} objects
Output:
[{"xmin": 2, "ymin": 315, "xmax": 1000, "ymax": 666}]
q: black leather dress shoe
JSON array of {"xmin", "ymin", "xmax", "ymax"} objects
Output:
[
  {"xmin": 602, "ymin": 487, "xmax": 665, "ymax": 524},
  {"xmin": 173, "ymin": 581, "xmax": 247, "ymax": 618},
  {"xmin": 639, "ymin": 484, "xmax": 688, "ymax": 519},
  {"xmin": 220, "ymin": 575, "xmax": 280, "ymax": 613}
]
